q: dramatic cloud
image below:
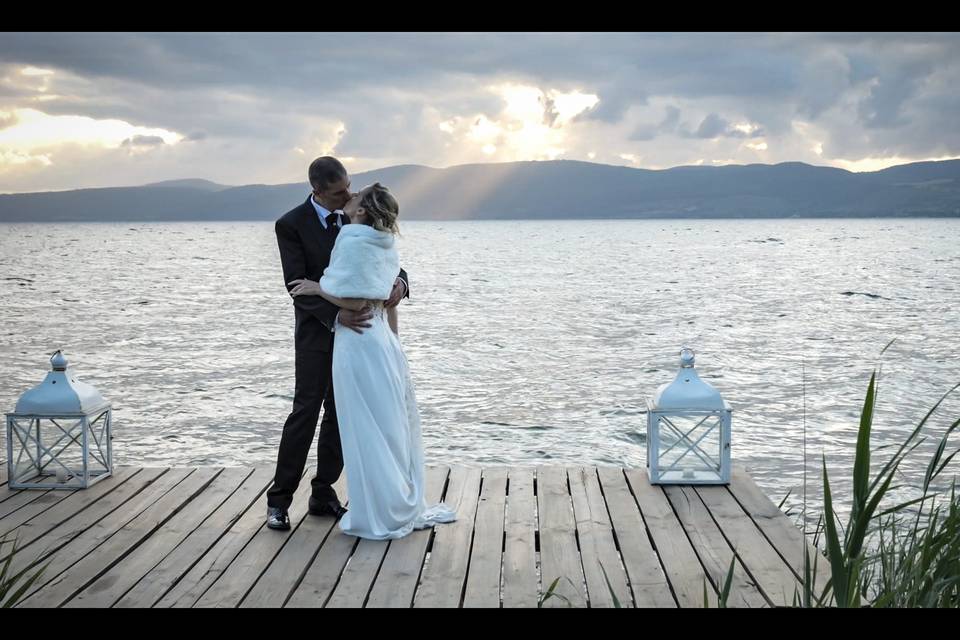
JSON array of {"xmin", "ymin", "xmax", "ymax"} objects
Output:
[
  {"xmin": 121, "ymin": 135, "xmax": 166, "ymax": 147},
  {"xmin": 0, "ymin": 110, "xmax": 18, "ymax": 130},
  {"xmin": 1, "ymin": 32, "xmax": 958, "ymax": 192}
]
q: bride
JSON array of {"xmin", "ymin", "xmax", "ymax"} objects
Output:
[{"xmin": 288, "ymin": 183, "xmax": 455, "ymax": 540}]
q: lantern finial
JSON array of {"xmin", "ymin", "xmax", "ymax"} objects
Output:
[
  {"xmin": 679, "ymin": 347, "xmax": 695, "ymax": 368},
  {"xmin": 51, "ymin": 350, "xmax": 68, "ymax": 371}
]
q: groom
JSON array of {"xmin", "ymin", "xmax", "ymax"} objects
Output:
[{"xmin": 266, "ymin": 156, "xmax": 409, "ymax": 530}]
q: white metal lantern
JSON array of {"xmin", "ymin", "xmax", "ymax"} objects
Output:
[
  {"xmin": 6, "ymin": 350, "xmax": 113, "ymax": 489},
  {"xmin": 646, "ymin": 347, "xmax": 731, "ymax": 484}
]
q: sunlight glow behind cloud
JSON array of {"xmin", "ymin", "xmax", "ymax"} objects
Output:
[
  {"xmin": 439, "ymin": 83, "xmax": 599, "ymax": 162},
  {"xmin": 0, "ymin": 108, "xmax": 183, "ymax": 156}
]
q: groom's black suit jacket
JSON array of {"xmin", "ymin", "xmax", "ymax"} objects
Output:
[{"xmin": 276, "ymin": 195, "xmax": 409, "ymax": 352}]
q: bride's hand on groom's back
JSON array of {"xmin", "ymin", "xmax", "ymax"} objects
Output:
[{"xmin": 287, "ymin": 278, "xmax": 321, "ymax": 297}]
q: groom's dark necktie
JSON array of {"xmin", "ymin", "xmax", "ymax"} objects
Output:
[{"xmin": 326, "ymin": 211, "xmax": 341, "ymax": 230}]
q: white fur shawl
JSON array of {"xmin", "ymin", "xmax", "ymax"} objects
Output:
[{"xmin": 319, "ymin": 223, "xmax": 399, "ymax": 300}]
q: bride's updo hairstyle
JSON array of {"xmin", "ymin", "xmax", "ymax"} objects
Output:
[{"xmin": 359, "ymin": 183, "xmax": 400, "ymax": 234}]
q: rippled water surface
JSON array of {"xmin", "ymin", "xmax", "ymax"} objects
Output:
[{"xmin": 2, "ymin": 218, "xmax": 959, "ymax": 518}]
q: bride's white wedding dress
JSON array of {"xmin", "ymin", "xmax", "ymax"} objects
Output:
[{"xmin": 321, "ymin": 223, "xmax": 455, "ymax": 540}]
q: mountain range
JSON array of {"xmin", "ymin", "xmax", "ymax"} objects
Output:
[{"xmin": 2, "ymin": 159, "xmax": 959, "ymax": 221}]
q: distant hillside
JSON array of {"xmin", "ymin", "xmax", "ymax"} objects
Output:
[
  {"xmin": 144, "ymin": 179, "xmax": 232, "ymax": 191},
  {"xmin": 2, "ymin": 159, "xmax": 959, "ymax": 222}
]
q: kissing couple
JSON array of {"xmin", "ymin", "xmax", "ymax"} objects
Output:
[{"xmin": 264, "ymin": 156, "xmax": 455, "ymax": 540}]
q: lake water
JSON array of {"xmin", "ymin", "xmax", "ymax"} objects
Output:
[{"xmin": 2, "ymin": 218, "xmax": 959, "ymax": 521}]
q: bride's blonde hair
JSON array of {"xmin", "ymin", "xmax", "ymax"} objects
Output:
[{"xmin": 359, "ymin": 183, "xmax": 400, "ymax": 234}]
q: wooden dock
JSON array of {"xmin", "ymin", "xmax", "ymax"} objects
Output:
[{"xmin": 0, "ymin": 462, "xmax": 825, "ymax": 608}]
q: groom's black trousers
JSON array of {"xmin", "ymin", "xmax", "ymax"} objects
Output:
[{"xmin": 267, "ymin": 348, "xmax": 343, "ymax": 510}]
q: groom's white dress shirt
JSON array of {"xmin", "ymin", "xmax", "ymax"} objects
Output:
[
  {"xmin": 310, "ymin": 196, "xmax": 344, "ymax": 229},
  {"xmin": 311, "ymin": 196, "xmax": 343, "ymax": 331}
]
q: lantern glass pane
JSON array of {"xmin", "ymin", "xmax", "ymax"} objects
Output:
[
  {"xmin": 7, "ymin": 410, "xmax": 111, "ymax": 488},
  {"xmin": 656, "ymin": 413, "xmax": 723, "ymax": 483},
  {"xmin": 38, "ymin": 417, "xmax": 87, "ymax": 477}
]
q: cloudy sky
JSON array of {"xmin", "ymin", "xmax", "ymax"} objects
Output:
[{"xmin": 1, "ymin": 32, "xmax": 959, "ymax": 193}]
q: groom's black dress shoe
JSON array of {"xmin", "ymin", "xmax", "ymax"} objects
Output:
[
  {"xmin": 266, "ymin": 507, "xmax": 291, "ymax": 530},
  {"xmin": 308, "ymin": 497, "xmax": 347, "ymax": 518}
]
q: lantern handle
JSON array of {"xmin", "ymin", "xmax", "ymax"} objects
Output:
[{"xmin": 679, "ymin": 346, "xmax": 695, "ymax": 368}]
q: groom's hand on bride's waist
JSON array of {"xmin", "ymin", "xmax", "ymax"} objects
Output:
[{"xmin": 337, "ymin": 307, "xmax": 374, "ymax": 334}]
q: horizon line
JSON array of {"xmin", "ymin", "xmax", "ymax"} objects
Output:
[{"xmin": 3, "ymin": 155, "xmax": 960, "ymax": 197}]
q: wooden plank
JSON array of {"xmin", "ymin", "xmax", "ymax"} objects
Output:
[
  {"xmin": 364, "ymin": 466, "xmax": 450, "ymax": 608},
  {"xmin": 324, "ymin": 538, "xmax": 390, "ymax": 608},
  {"xmin": 0, "ymin": 488, "xmax": 75, "ymax": 537},
  {"xmin": 569, "ymin": 467, "xmax": 633, "ymax": 608},
  {"xmin": 0, "ymin": 487, "xmax": 52, "ymax": 521},
  {"xmin": 0, "ymin": 482, "xmax": 24, "ymax": 504},
  {"xmin": 596, "ymin": 467, "xmax": 675, "ymax": 607},
  {"xmin": 0, "ymin": 470, "xmax": 46, "ymax": 502},
  {"xmin": 536, "ymin": 467, "xmax": 587, "ymax": 608},
  {"xmin": 0, "ymin": 469, "xmax": 50, "ymax": 500},
  {"xmin": 413, "ymin": 466, "xmax": 482, "ymax": 608},
  {"xmin": 623, "ymin": 468, "xmax": 709, "ymax": 608},
  {"xmin": 65, "ymin": 467, "xmax": 252, "ymax": 608},
  {"xmin": 663, "ymin": 485, "xmax": 767, "ymax": 608},
  {"xmin": 326, "ymin": 473, "xmax": 463, "ymax": 608},
  {"xmin": 18, "ymin": 467, "xmax": 221, "ymax": 608},
  {"xmin": 115, "ymin": 466, "xmax": 275, "ymax": 608},
  {"xmin": 727, "ymin": 467, "xmax": 831, "ymax": 597},
  {"xmin": 463, "ymin": 467, "xmax": 507, "ymax": 608},
  {"xmin": 694, "ymin": 485, "xmax": 801, "ymax": 607},
  {"xmin": 239, "ymin": 473, "xmax": 348, "ymax": 608},
  {"xmin": 191, "ymin": 466, "xmax": 319, "ymax": 608},
  {"xmin": 284, "ymin": 524, "xmax": 358, "ymax": 608},
  {"xmin": 0, "ymin": 468, "xmax": 145, "ymax": 561},
  {"xmin": 501, "ymin": 467, "xmax": 538, "ymax": 609},
  {"xmin": 154, "ymin": 467, "xmax": 316, "ymax": 608},
  {"xmin": 2, "ymin": 467, "xmax": 171, "ymax": 580}
]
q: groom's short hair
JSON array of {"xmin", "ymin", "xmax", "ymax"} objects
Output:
[{"xmin": 309, "ymin": 156, "xmax": 348, "ymax": 192}]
